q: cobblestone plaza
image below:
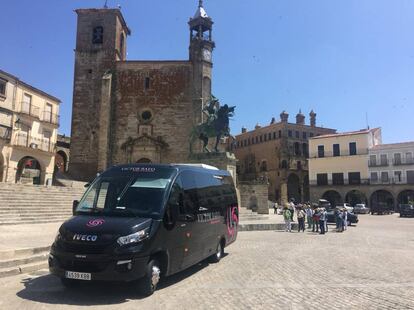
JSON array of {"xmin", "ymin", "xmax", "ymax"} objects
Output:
[{"xmin": 0, "ymin": 214, "xmax": 413, "ymax": 309}]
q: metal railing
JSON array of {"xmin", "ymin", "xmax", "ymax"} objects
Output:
[
  {"xmin": 310, "ymin": 178, "xmax": 370, "ymax": 186},
  {"xmin": 17, "ymin": 102, "xmax": 40, "ymax": 118},
  {"xmin": 41, "ymin": 111, "xmax": 59, "ymax": 125},
  {"xmin": 13, "ymin": 133, "xmax": 55, "ymax": 153},
  {"xmin": 392, "ymin": 158, "xmax": 414, "ymax": 166},
  {"xmin": 368, "ymin": 159, "xmax": 389, "ymax": 167},
  {"xmin": 310, "ymin": 148, "xmax": 369, "ymax": 158}
]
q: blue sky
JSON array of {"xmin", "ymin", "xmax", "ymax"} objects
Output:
[{"xmin": 1, "ymin": 0, "xmax": 413, "ymax": 143}]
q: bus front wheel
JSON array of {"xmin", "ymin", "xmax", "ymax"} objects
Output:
[{"xmin": 139, "ymin": 259, "xmax": 161, "ymax": 296}]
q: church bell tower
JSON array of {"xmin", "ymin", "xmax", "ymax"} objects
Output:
[{"xmin": 189, "ymin": 0, "xmax": 215, "ymax": 124}]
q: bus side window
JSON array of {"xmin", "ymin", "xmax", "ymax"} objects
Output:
[
  {"xmin": 164, "ymin": 177, "xmax": 183, "ymax": 229},
  {"xmin": 180, "ymin": 171, "xmax": 198, "ymax": 221}
]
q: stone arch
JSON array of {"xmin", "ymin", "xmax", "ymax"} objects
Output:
[
  {"xmin": 345, "ymin": 190, "xmax": 367, "ymax": 207},
  {"xmin": 397, "ymin": 190, "xmax": 414, "ymax": 204},
  {"xmin": 136, "ymin": 158, "xmax": 152, "ymax": 164},
  {"xmin": 287, "ymin": 173, "xmax": 301, "ymax": 203},
  {"xmin": 370, "ymin": 190, "xmax": 394, "ymax": 209},
  {"xmin": 16, "ymin": 156, "xmax": 42, "ymax": 185},
  {"xmin": 322, "ymin": 190, "xmax": 342, "ymax": 207},
  {"xmin": 56, "ymin": 150, "xmax": 68, "ymax": 173}
]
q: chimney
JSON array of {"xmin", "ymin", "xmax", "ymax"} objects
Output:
[
  {"xmin": 280, "ymin": 111, "xmax": 289, "ymax": 123},
  {"xmin": 296, "ymin": 109, "xmax": 305, "ymax": 125},
  {"xmin": 241, "ymin": 127, "xmax": 247, "ymax": 133},
  {"xmin": 310, "ymin": 110, "xmax": 316, "ymax": 127}
]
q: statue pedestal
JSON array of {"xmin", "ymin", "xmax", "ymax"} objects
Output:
[{"xmin": 188, "ymin": 152, "xmax": 237, "ymax": 185}]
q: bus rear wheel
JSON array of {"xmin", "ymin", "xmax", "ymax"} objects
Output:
[
  {"xmin": 139, "ymin": 259, "xmax": 160, "ymax": 296},
  {"xmin": 209, "ymin": 241, "xmax": 224, "ymax": 263}
]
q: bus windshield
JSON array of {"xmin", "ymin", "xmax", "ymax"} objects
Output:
[{"xmin": 76, "ymin": 167, "xmax": 175, "ymax": 218}]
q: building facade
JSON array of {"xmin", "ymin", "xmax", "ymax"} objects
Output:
[
  {"xmin": 69, "ymin": 2, "xmax": 217, "ymax": 181},
  {"xmin": 309, "ymin": 128, "xmax": 414, "ymax": 208},
  {"xmin": 0, "ymin": 70, "xmax": 60, "ymax": 185},
  {"xmin": 232, "ymin": 110, "xmax": 336, "ymax": 204},
  {"xmin": 368, "ymin": 142, "xmax": 414, "ymax": 206}
]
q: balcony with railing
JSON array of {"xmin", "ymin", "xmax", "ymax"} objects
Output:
[
  {"xmin": 310, "ymin": 148, "xmax": 369, "ymax": 158},
  {"xmin": 310, "ymin": 178, "xmax": 370, "ymax": 186},
  {"xmin": 41, "ymin": 111, "xmax": 59, "ymax": 126},
  {"xmin": 17, "ymin": 102, "xmax": 40, "ymax": 119},
  {"xmin": 392, "ymin": 158, "xmax": 414, "ymax": 166},
  {"xmin": 368, "ymin": 159, "xmax": 389, "ymax": 167},
  {"xmin": 13, "ymin": 133, "xmax": 55, "ymax": 153}
]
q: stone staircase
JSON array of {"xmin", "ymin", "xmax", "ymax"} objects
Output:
[
  {"xmin": 239, "ymin": 207, "xmax": 269, "ymax": 222},
  {"xmin": 0, "ymin": 183, "xmax": 85, "ymax": 225},
  {"xmin": 0, "ymin": 246, "xmax": 50, "ymax": 278}
]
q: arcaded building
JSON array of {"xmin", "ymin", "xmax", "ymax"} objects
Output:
[
  {"xmin": 69, "ymin": 2, "xmax": 216, "ymax": 181},
  {"xmin": 308, "ymin": 127, "xmax": 414, "ymax": 209},
  {"xmin": 233, "ymin": 111, "xmax": 336, "ymax": 204}
]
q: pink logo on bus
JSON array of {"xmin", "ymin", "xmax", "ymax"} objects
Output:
[{"xmin": 86, "ymin": 219, "xmax": 105, "ymax": 227}]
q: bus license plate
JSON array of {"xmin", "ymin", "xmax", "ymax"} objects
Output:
[{"xmin": 65, "ymin": 271, "xmax": 91, "ymax": 281}]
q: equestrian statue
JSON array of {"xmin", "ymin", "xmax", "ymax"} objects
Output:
[{"xmin": 190, "ymin": 95, "xmax": 235, "ymax": 153}]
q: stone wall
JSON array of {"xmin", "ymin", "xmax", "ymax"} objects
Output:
[{"xmin": 238, "ymin": 181, "xmax": 269, "ymax": 214}]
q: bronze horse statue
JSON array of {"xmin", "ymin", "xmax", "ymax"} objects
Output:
[{"xmin": 190, "ymin": 97, "xmax": 235, "ymax": 153}]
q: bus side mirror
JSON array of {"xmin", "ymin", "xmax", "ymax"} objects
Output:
[
  {"xmin": 72, "ymin": 200, "xmax": 79, "ymax": 215},
  {"xmin": 84, "ymin": 183, "xmax": 90, "ymax": 188}
]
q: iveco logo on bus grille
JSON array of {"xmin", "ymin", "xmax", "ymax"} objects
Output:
[{"xmin": 73, "ymin": 234, "xmax": 98, "ymax": 242}]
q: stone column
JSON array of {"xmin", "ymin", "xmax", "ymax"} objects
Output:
[{"xmin": 281, "ymin": 182, "xmax": 288, "ymax": 206}]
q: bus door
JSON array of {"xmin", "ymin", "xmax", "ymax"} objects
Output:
[{"xmin": 179, "ymin": 170, "xmax": 203, "ymax": 269}]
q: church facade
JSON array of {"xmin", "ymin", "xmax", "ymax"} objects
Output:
[{"xmin": 69, "ymin": 2, "xmax": 215, "ymax": 181}]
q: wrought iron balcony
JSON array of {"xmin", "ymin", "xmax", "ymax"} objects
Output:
[
  {"xmin": 41, "ymin": 111, "xmax": 59, "ymax": 126},
  {"xmin": 17, "ymin": 102, "xmax": 40, "ymax": 119},
  {"xmin": 368, "ymin": 159, "xmax": 389, "ymax": 167},
  {"xmin": 392, "ymin": 158, "xmax": 414, "ymax": 166},
  {"xmin": 13, "ymin": 133, "xmax": 55, "ymax": 153}
]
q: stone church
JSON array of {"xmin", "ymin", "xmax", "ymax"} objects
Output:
[{"xmin": 69, "ymin": 1, "xmax": 215, "ymax": 181}]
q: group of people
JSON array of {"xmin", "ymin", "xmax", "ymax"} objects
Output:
[{"xmin": 280, "ymin": 200, "xmax": 349, "ymax": 234}]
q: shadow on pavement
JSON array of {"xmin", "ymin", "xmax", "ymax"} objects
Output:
[{"xmin": 16, "ymin": 257, "xmax": 215, "ymax": 305}]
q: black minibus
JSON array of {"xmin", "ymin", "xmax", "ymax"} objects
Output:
[{"xmin": 49, "ymin": 164, "xmax": 239, "ymax": 295}]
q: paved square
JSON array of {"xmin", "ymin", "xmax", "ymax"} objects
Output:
[{"xmin": 0, "ymin": 214, "xmax": 413, "ymax": 309}]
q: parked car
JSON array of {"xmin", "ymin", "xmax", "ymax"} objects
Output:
[
  {"xmin": 318, "ymin": 199, "xmax": 331, "ymax": 209},
  {"xmin": 399, "ymin": 204, "xmax": 414, "ymax": 217},
  {"xmin": 370, "ymin": 203, "xmax": 394, "ymax": 215},
  {"xmin": 353, "ymin": 204, "xmax": 370, "ymax": 214},
  {"xmin": 326, "ymin": 209, "xmax": 359, "ymax": 226},
  {"xmin": 336, "ymin": 203, "xmax": 354, "ymax": 213}
]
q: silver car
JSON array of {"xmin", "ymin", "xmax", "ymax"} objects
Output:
[{"xmin": 353, "ymin": 203, "xmax": 370, "ymax": 214}]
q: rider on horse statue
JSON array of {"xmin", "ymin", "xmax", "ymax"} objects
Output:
[{"xmin": 190, "ymin": 95, "xmax": 235, "ymax": 153}]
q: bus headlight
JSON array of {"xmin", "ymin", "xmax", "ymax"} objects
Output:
[{"xmin": 117, "ymin": 228, "xmax": 149, "ymax": 246}]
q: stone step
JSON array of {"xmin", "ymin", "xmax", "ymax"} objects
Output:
[
  {"xmin": 0, "ymin": 210, "xmax": 71, "ymax": 214},
  {"xmin": 239, "ymin": 223, "xmax": 299, "ymax": 232},
  {"xmin": 239, "ymin": 216, "xmax": 269, "ymax": 221},
  {"xmin": 0, "ymin": 246, "xmax": 51, "ymax": 260},
  {"xmin": 0, "ymin": 219, "xmax": 66, "ymax": 225},
  {"xmin": 0, "ymin": 246, "xmax": 50, "ymax": 278},
  {"xmin": 0, "ymin": 261, "xmax": 49, "ymax": 278},
  {"xmin": 0, "ymin": 253, "xmax": 48, "ymax": 269}
]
